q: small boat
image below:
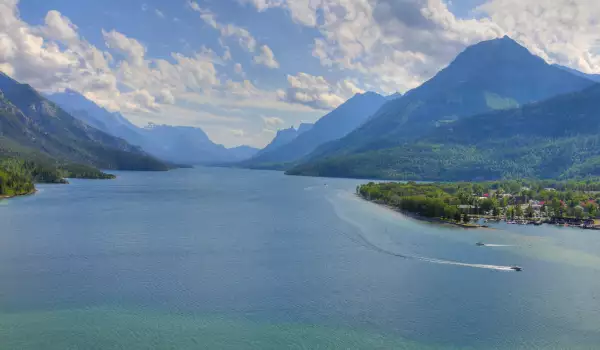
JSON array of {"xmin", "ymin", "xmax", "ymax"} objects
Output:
[
  {"xmin": 476, "ymin": 242, "xmax": 486, "ymax": 246},
  {"xmin": 510, "ymin": 266, "xmax": 523, "ymax": 272}
]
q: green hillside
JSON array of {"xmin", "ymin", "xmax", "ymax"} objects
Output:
[
  {"xmin": 288, "ymin": 84, "xmax": 600, "ymax": 181},
  {"xmin": 0, "ymin": 73, "xmax": 168, "ymax": 171},
  {"xmin": 300, "ymin": 36, "xmax": 594, "ymax": 165}
]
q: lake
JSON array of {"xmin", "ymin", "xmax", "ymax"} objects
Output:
[{"xmin": 1, "ymin": 167, "xmax": 600, "ymax": 349}]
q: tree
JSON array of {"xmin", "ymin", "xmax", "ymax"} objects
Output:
[
  {"xmin": 506, "ymin": 207, "xmax": 515, "ymax": 220},
  {"xmin": 454, "ymin": 211, "xmax": 462, "ymax": 222},
  {"xmin": 575, "ymin": 206, "xmax": 584, "ymax": 219},
  {"xmin": 588, "ymin": 203, "xmax": 598, "ymax": 218},
  {"xmin": 515, "ymin": 205, "xmax": 524, "ymax": 218},
  {"xmin": 526, "ymin": 205, "xmax": 535, "ymax": 218},
  {"xmin": 444, "ymin": 205, "xmax": 458, "ymax": 221},
  {"xmin": 463, "ymin": 213, "xmax": 470, "ymax": 224},
  {"xmin": 492, "ymin": 206, "xmax": 500, "ymax": 218},
  {"xmin": 551, "ymin": 198, "xmax": 562, "ymax": 217},
  {"xmin": 480, "ymin": 198, "xmax": 499, "ymax": 214},
  {"xmin": 473, "ymin": 184, "xmax": 484, "ymax": 196}
]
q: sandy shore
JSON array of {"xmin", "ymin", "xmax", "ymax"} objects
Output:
[{"xmin": 359, "ymin": 195, "xmax": 488, "ymax": 229}]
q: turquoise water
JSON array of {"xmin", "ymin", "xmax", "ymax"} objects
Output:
[{"xmin": 1, "ymin": 167, "xmax": 600, "ymax": 349}]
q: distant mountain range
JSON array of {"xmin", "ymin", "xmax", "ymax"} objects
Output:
[
  {"xmin": 0, "ymin": 72, "xmax": 167, "ymax": 171},
  {"xmin": 288, "ymin": 36, "xmax": 600, "ymax": 180},
  {"xmin": 140, "ymin": 123, "xmax": 259, "ymax": 165},
  {"xmin": 255, "ymin": 123, "xmax": 313, "ymax": 158},
  {"xmin": 47, "ymin": 90, "xmax": 259, "ymax": 165},
  {"xmin": 290, "ymin": 83, "xmax": 600, "ymax": 180},
  {"xmin": 242, "ymin": 91, "xmax": 387, "ymax": 169}
]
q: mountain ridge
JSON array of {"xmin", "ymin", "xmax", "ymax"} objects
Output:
[
  {"xmin": 242, "ymin": 91, "xmax": 387, "ymax": 168},
  {"xmin": 288, "ymin": 82, "xmax": 600, "ymax": 180},
  {"xmin": 48, "ymin": 91, "xmax": 259, "ymax": 165},
  {"xmin": 290, "ymin": 36, "xmax": 596, "ymax": 173},
  {"xmin": 0, "ymin": 72, "xmax": 168, "ymax": 171},
  {"xmin": 299, "ymin": 36, "xmax": 595, "ymax": 163}
]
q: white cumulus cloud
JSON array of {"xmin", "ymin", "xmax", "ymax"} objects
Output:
[
  {"xmin": 102, "ymin": 29, "xmax": 146, "ymax": 67},
  {"xmin": 253, "ymin": 45, "xmax": 280, "ymax": 68}
]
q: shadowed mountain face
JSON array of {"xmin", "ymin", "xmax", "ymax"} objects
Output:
[
  {"xmin": 0, "ymin": 73, "xmax": 168, "ymax": 171},
  {"xmin": 554, "ymin": 64, "xmax": 600, "ymax": 83},
  {"xmin": 243, "ymin": 92, "xmax": 387, "ymax": 168},
  {"xmin": 47, "ymin": 89, "xmax": 144, "ymax": 146},
  {"xmin": 255, "ymin": 123, "xmax": 314, "ymax": 158},
  {"xmin": 300, "ymin": 36, "xmax": 595, "ymax": 164},
  {"xmin": 288, "ymin": 83, "xmax": 600, "ymax": 181},
  {"xmin": 47, "ymin": 91, "xmax": 259, "ymax": 165}
]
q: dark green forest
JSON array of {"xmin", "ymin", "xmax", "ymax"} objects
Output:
[{"xmin": 0, "ymin": 157, "xmax": 115, "ymax": 197}]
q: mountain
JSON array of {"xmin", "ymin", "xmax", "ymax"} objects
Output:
[
  {"xmin": 48, "ymin": 92, "xmax": 259, "ymax": 165},
  {"xmin": 137, "ymin": 124, "xmax": 258, "ymax": 164},
  {"xmin": 139, "ymin": 124, "xmax": 228, "ymax": 165},
  {"xmin": 386, "ymin": 92, "xmax": 403, "ymax": 100},
  {"xmin": 47, "ymin": 89, "xmax": 145, "ymax": 146},
  {"xmin": 243, "ymin": 92, "xmax": 386, "ymax": 168},
  {"xmin": 553, "ymin": 64, "xmax": 600, "ymax": 83},
  {"xmin": 256, "ymin": 123, "xmax": 314, "ymax": 157},
  {"xmin": 288, "ymin": 83, "xmax": 600, "ymax": 181},
  {"xmin": 227, "ymin": 145, "xmax": 260, "ymax": 162},
  {"xmin": 0, "ymin": 72, "xmax": 168, "ymax": 171},
  {"xmin": 299, "ymin": 36, "xmax": 595, "ymax": 164}
]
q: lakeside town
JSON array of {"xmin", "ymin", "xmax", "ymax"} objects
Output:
[{"xmin": 357, "ymin": 180, "xmax": 600, "ymax": 230}]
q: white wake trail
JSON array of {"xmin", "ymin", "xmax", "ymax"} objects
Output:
[{"xmin": 328, "ymin": 191, "xmax": 520, "ymax": 272}]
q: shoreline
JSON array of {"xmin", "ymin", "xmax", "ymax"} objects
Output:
[
  {"xmin": 358, "ymin": 195, "xmax": 486, "ymax": 229},
  {"xmin": 0, "ymin": 188, "xmax": 37, "ymax": 200}
]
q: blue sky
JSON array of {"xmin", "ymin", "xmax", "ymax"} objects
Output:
[{"xmin": 2, "ymin": 0, "xmax": 599, "ymax": 147}]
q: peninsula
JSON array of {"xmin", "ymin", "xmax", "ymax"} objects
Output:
[{"xmin": 357, "ymin": 180, "xmax": 600, "ymax": 227}]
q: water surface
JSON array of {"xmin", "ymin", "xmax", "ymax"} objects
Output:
[{"xmin": 1, "ymin": 167, "xmax": 599, "ymax": 349}]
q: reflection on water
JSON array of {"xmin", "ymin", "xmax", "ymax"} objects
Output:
[{"xmin": 1, "ymin": 168, "xmax": 600, "ymax": 349}]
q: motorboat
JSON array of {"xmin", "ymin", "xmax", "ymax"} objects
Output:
[
  {"xmin": 510, "ymin": 266, "xmax": 523, "ymax": 272},
  {"xmin": 476, "ymin": 242, "xmax": 486, "ymax": 246}
]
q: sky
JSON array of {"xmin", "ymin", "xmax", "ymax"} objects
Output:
[{"xmin": 1, "ymin": 0, "xmax": 600, "ymax": 148}]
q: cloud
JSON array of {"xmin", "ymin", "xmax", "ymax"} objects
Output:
[
  {"xmin": 102, "ymin": 29, "xmax": 146, "ymax": 66},
  {"xmin": 0, "ymin": 0, "xmax": 325, "ymax": 150},
  {"xmin": 238, "ymin": 0, "xmax": 285, "ymax": 11},
  {"xmin": 476, "ymin": 0, "xmax": 600, "ymax": 74},
  {"xmin": 233, "ymin": 62, "xmax": 245, "ymax": 77},
  {"xmin": 154, "ymin": 9, "xmax": 165, "ymax": 19},
  {"xmin": 157, "ymin": 89, "xmax": 175, "ymax": 104},
  {"xmin": 122, "ymin": 89, "xmax": 159, "ymax": 112},
  {"xmin": 243, "ymin": 0, "xmax": 503, "ymax": 92},
  {"xmin": 261, "ymin": 116, "xmax": 284, "ymax": 127},
  {"xmin": 188, "ymin": 3, "xmax": 260, "ymax": 53},
  {"xmin": 278, "ymin": 73, "xmax": 364, "ymax": 110},
  {"xmin": 253, "ymin": 45, "xmax": 280, "ymax": 68},
  {"xmin": 230, "ymin": 128, "xmax": 245, "ymax": 137},
  {"xmin": 39, "ymin": 10, "xmax": 79, "ymax": 44}
]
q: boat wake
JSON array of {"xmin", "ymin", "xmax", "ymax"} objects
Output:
[
  {"xmin": 334, "ymin": 225, "xmax": 517, "ymax": 271},
  {"xmin": 328, "ymin": 192, "xmax": 518, "ymax": 272},
  {"xmin": 483, "ymin": 244, "xmax": 514, "ymax": 247}
]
